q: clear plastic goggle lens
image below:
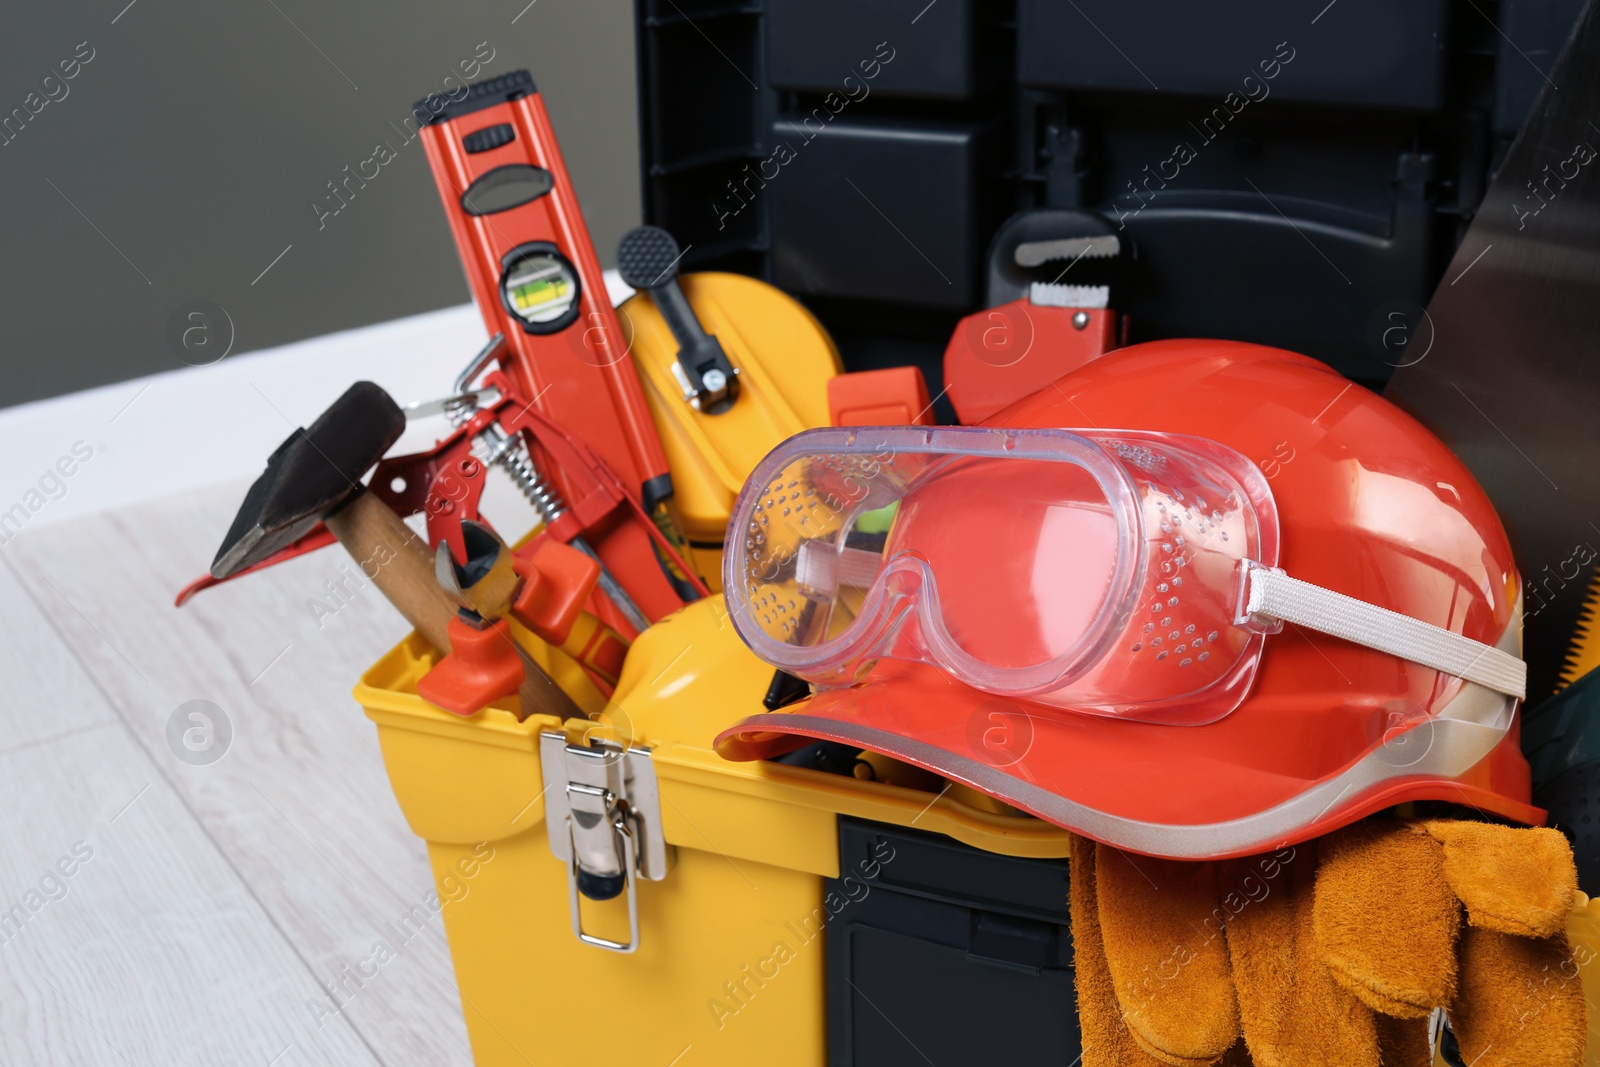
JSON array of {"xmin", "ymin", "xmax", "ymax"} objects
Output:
[{"xmin": 728, "ymin": 426, "xmax": 1280, "ymax": 724}]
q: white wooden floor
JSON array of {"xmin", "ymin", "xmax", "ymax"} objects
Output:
[
  {"xmin": 0, "ymin": 303, "xmax": 570, "ymax": 1065},
  {"xmin": 0, "ymin": 483, "xmax": 476, "ymax": 1066}
]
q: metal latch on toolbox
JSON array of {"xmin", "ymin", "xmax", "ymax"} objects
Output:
[{"xmin": 539, "ymin": 733, "xmax": 672, "ymax": 953}]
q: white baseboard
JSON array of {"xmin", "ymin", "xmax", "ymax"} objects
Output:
[{"xmin": 0, "ymin": 272, "xmax": 635, "ymax": 539}]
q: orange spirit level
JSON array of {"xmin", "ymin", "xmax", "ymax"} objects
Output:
[{"xmin": 416, "ymin": 70, "xmax": 692, "ymax": 619}]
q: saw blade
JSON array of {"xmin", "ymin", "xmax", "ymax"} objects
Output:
[{"xmin": 1563, "ymin": 576, "xmax": 1600, "ymax": 689}]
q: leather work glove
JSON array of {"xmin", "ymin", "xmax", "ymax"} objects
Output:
[{"xmin": 1070, "ymin": 817, "xmax": 1587, "ymax": 1067}]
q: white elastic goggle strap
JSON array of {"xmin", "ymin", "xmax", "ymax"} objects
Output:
[
  {"xmin": 1245, "ymin": 567, "xmax": 1527, "ymax": 700},
  {"xmin": 796, "ymin": 542, "xmax": 885, "ymax": 600}
]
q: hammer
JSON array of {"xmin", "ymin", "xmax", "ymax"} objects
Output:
[{"xmin": 211, "ymin": 381, "xmax": 582, "ymax": 721}]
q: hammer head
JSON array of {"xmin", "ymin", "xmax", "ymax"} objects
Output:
[{"xmin": 211, "ymin": 381, "xmax": 405, "ymax": 579}]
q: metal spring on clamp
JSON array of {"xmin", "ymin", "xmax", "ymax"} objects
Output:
[
  {"xmin": 445, "ymin": 391, "xmax": 564, "ymax": 517},
  {"xmin": 444, "ymin": 335, "xmax": 652, "ymax": 634},
  {"xmin": 492, "ymin": 438, "xmax": 566, "ymax": 520}
]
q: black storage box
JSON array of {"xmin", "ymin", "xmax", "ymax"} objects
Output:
[
  {"xmin": 628, "ymin": 4, "xmax": 1589, "ymax": 1063},
  {"xmin": 827, "ymin": 818, "xmax": 1079, "ymax": 1066},
  {"xmin": 634, "ymin": 0, "xmax": 1585, "ymax": 383},
  {"xmin": 768, "ymin": 115, "xmax": 1004, "ymax": 309}
]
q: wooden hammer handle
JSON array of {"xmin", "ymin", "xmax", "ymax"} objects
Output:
[
  {"xmin": 325, "ymin": 491, "xmax": 581, "ymax": 720},
  {"xmin": 325, "ymin": 491, "xmax": 457, "ymax": 652}
]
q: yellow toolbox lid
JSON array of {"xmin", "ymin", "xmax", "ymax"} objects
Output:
[{"xmin": 356, "ymin": 595, "xmax": 1073, "ymax": 876}]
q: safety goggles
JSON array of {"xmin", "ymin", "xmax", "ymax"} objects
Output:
[{"xmin": 725, "ymin": 426, "xmax": 1526, "ymax": 725}]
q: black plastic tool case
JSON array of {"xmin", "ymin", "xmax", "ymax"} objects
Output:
[
  {"xmin": 635, "ymin": 0, "xmax": 1583, "ymax": 386},
  {"xmin": 632, "ymin": 3, "xmax": 1584, "ymax": 1062},
  {"xmin": 827, "ymin": 819, "xmax": 1078, "ymax": 1065}
]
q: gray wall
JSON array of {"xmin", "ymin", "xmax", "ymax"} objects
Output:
[{"xmin": 1, "ymin": 0, "xmax": 640, "ymax": 408}]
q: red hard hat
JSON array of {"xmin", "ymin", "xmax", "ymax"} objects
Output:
[{"xmin": 714, "ymin": 340, "xmax": 1539, "ymax": 860}]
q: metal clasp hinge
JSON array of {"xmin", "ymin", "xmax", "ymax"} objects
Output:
[{"xmin": 539, "ymin": 733, "xmax": 671, "ymax": 953}]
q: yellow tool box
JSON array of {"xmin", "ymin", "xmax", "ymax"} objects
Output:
[
  {"xmin": 356, "ymin": 595, "xmax": 1071, "ymax": 1067},
  {"xmin": 359, "ymin": 599, "xmax": 1600, "ymax": 1067}
]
